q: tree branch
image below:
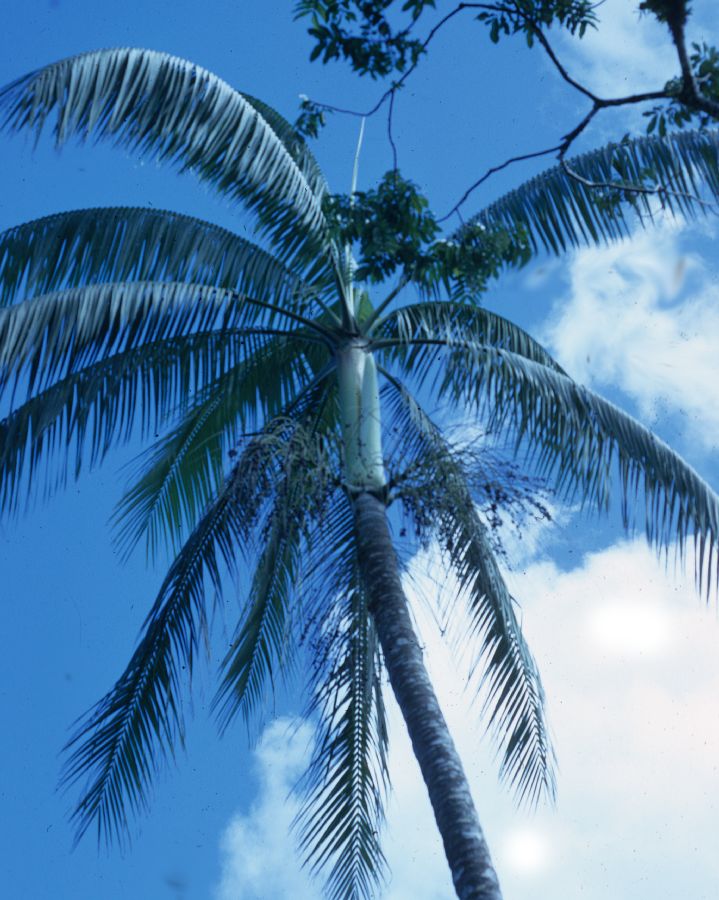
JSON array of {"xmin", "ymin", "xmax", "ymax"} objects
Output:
[
  {"xmin": 663, "ymin": 0, "xmax": 719, "ymax": 119},
  {"xmin": 305, "ymin": 0, "xmax": 719, "ymax": 221},
  {"xmin": 438, "ymin": 144, "xmax": 562, "ymax": 222}
]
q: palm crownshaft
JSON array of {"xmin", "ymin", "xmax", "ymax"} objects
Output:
[
  {"xmin": 336, "ymin": 341, "xmax": 385, "ymax": 491},
  {"xmin": 1, "ymin": 46, "xmax": 719, "ymax": 900}
]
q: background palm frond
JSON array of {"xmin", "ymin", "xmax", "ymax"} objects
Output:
[{"xmin": 466, "ymin": 129, "xmax": 719, "ymax": 254}]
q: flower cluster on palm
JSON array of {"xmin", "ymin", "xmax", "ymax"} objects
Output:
[{"xmin": 1, "ymin": 49, "xmax": 719, "ymax": 900}]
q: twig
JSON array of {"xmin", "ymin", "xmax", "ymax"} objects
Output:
[
  {"xmin": 304, "ymin": 0, "xmax": 719, "ymax": 220},
  {"xmin": 438, "ymin": 145, "xmax": 562, "ymax": 222},
  {"xmin": 307, "ymin": 3, "xmax": 475, "ymax": 121},
  {"xmin": 388, "ymin": 90, "xmax": 398, "ymax": 173},
  {"xmin": 559, "ymin": 158, "xmax": 718, "ymax": 214},
  {"xmin": 519, "ymin": 9, "xmax": 598, "ymax": 101}
]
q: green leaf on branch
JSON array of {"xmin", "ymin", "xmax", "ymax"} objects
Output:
[
  {"xmin": 298, "ymin": 2, "xmax": 598, "ymax": 78},
  {"xmin": 324, "ymin": 170, "xmax": 530, "ymax": 296}
]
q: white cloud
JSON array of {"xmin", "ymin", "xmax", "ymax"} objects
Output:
[
  {"xmin": 214, "ymin": 538, "xmax": 719, "ymax": 899},
  {"xmin": 499, "ymin": 826, "xmax": 554, "ymax": 876},
  {"xmin": 559, "ymin": 0, "xmax": 677, "ymax": 98},
  {"xmin": 585, "ymin": 597, "xmax": 674, "ymax": 658},
  {"xmin": 553, "ymin": 0, "xmax": 719, "ymax": 139},
  {"xmin": 388, "ymin": 539, "xmax": 719, "ymax": 900},
  {"xmin": 214, "ymin": 719, "xmax": 316, "ymax": 900},
  {"xmin": 541, "ymin": 218, "xmax": 719, "ymax": 449}
]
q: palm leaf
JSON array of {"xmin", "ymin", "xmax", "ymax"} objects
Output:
[
  {"xmin": 213, "ymin": 492, "xmax": 304, "ymax": 732},
  {"xmin": 467, "ymin": 128, "xmax": 719, "ymax": 254},
  {"xmin": 0, "ymin": 308, "xmax": 327, "ymax": 516},
  {"xmin": 0, "ymin": 207, "xmax": 327, "ymax": 308},
  {"xmin": 0, "ymin": 280, "xmax": 329, "ymax": 399},
  {"xmin": 443, "ymin": 501, "xmax": 554, "ymax": 806},
  {"xmin": 382, "ymin": 378, "xmax": 555, "ymax": 807},
  {"xmin": 114, "ymin": 349, "xmax": 335, "ymax": 562},
  {"xmin": 403, "ymin": 340, "xmax": 719, "ymax": 591},
  {"xmin": 0, "ymin": 49, "xmax": 334, "ymax": 266},
  {"xmin": 0, "ymin": 330, "xmax": 244, "ymax": 514},
  {"xmin": 374, "ymin": 298, "xmax": 566, "ymax": 372},
  {"xmin": 296, "ymin": 496, "xmax": 389, "ymax": 900},
  {"xmin": 61, "ymin": 452, "xmax": 270, "ymax": 846},
  {"xmin": 213, "ymin": 419, "xmax": 336, "ymax": 731},
  {"xmin": 240, "ymin": 90, "xmax": 329, "ymax": 200}
]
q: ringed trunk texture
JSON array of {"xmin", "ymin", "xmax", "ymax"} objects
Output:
[{"xmin": 352, "ymin": 489, "xmax": 503, "ymax": 900}]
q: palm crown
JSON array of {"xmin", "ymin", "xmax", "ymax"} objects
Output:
[{"xmin": 2, "ymin": 48, "xmax": 719, "ymax": 900}]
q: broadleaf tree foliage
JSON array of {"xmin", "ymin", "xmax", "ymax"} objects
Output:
[{"xmin": 1, "ymin": 3, "xmax": 719, "ymax": 897}]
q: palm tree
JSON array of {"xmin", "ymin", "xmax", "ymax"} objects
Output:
[{"xmin": 1, "ymin": 49, "xmax": 719, "ymax": 900}]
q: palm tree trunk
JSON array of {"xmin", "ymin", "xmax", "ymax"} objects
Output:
[{"xmin": 352, "ymin": 489, "xmax": 503, "ymax": 900}]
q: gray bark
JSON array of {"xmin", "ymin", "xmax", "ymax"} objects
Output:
[{"xmin": 352, "ymin": 489, "xmax": 503, "ymax": 900}]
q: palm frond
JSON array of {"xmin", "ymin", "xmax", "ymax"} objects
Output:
[
  {"xmin": 382, "ymin": 378, "xmax": 555, "ymax": 807},
  {"xmin": 0, "ymin": 280, "xmax": 329, "ymax": 399},
  {"xmin": 61, "ymin": 454, "xmax": 269, "ymax": 847},
  {"xmin": 374, "ymin": 298, "xmax": 565, "ymax": 372},
  {"xmin": 0, "ymin": 330, "xmax": 245, "ymax": 514},
  {"xmin": 423, "ymin": 342, "xmax": 719, "ymax": 592},
  {"xmin": 213, "ymin": 498, "xmax": 304, "ymax": 732},
  {"xmin": 466, "ymin": 129, "xmax": 719, "ymax": 254},
  {"xmin": 240, "ymin": 91, "xmax": 329, "ymax": 200},
  {"xmin": 0, "ymin": 207, "xmax": 327, "ymax": 308},
  {"xmin": 114, "ymin": 350, "xmax": 334, "ymax": 563},
  {"xmin": 0, "ymin": 49, "xmax": 334, "ymax": 265},
  {"xmin": 213, "ymin": 420, "xmax": 337, "ymax": 731},
  {"xmin": 296, "ymin": 496, "xmax": 389, "ymax": 900}
]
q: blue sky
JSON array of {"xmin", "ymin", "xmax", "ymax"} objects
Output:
[{"xmin": 1, "ymin": 2, "xmax": 719, "ymax": 898}]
